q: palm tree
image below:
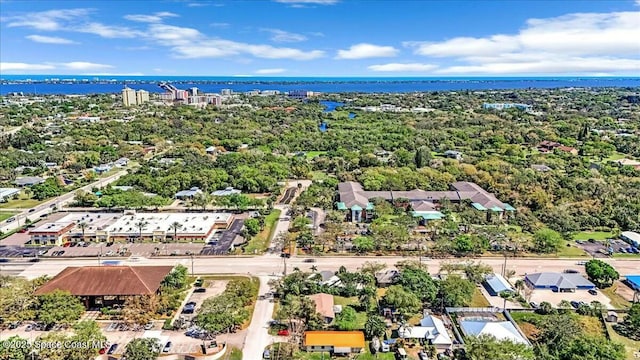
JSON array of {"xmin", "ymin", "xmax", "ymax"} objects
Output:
[
  {"xmin": 77, "ymin": 222, "xmax": 88, "ymax": 243},
  {"xmin": 169, "ymin": 221, "xmax": 182, "ymax": 243},
  {"xmin": 514, "ymin": 279, "xmax": 525, "ymax": 297},
  {"xmin": 135, "ymin": 220, "xmax": 149, "ymax": 243},
  {"xmin": 310, "ymin": 265, "xmax": 318, "ymax": 272}
]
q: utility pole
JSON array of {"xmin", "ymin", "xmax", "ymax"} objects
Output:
[{"xmin": 190, "ymin": 254, "xmax": 194, "ymax": 275}]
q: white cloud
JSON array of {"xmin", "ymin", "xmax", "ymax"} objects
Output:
[
  {"xmin": 124, "ymin": 12, "xmax": 178, "ymax": 23},
  {"xmin": 255, "ymin": 68, "xmax": 286, "ymax": 74},
  {"xmin": 187, "ymin": 3, "xmax": 209, "ymax": 7},
  {"xmin": 368, "ymin": 63, "xmax": 438, "ymax": 72},
  {"xmin": 148, "ymin": 24, "xmax": 324, "ymax": 60},
  {"xmin": 336, "ymin": 43, "xmax": 398, "ymax": 59},
  {"xmin": 0, "ymin": 62, "xmax": 55, "ymax": 72},
  {"xmin": 26, "ymin": 35, "xmax": 77, "ymax": 44},
  {"xmin": 262, "ymin": 28, "xmax": 307, "ymax": 42},
  {"xmin": 211, "ymin": 22, "xmax": 230, "ymax": 28},
  {"xmin": 76, "ymin": 23, "xmax": 144, "ymax": 38},
  {"xmin": 274, "ymin": 0, "xmax": 338, "ymax": 4},
  {"xmin": 61, "ymin": 62, "xmax": 113, "ymax": 70},
  {"xmin": 0, "ymin": 61, "xmax": 113, "ymax": 73},
  {"xmin": 405, "ymin": 9, "xmax": 640, "ymax": 75},
  {"xmin": 4, "ymin": 8, "xmax": 91, "ymax": 30}
]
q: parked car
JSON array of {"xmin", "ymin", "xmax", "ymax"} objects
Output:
[
  {"xmin": 56, "ymin": 250, "xmax": 65, "ymax": 256},
  {"xmin": 99, "ymin": 344, "xmax": 109, "ymax": 354},
  {"xmin": 163, "ymin": 342, "xmax": 172, "ymax": 353},
  {"xmin": 28, "ymin": 208, "xmax": 35, "ymax": 213},
  {"xmin": 576, "ymin": 261, "xmax": 587, "ymax": 265},
  {"xmin": 303, "ymin": 258, "xmax": 316, "ymax": 263},
  {"xmin": 6, "ymin": 217, "xmax": 15, "ymax": 223},
  {"xmin": 194, "ymin": 279, "xmax": 204, "ymax": 287},
  {"xmin": 277, "ymin": 329, "xmax": 289, "ymax": 336},
  {"xmin": 25, "ymin": 324, "xmax": 34, "ymax": 332},
  {"xmin": 8, "ymin": 322, "xmax": 21, "ymax": 329},
  {"xmin": 529, "ymin": 302, "xmax": 539, "ymax": 309},
  {"xmin": 263, "ymin": 349, "xmax": 270, "ymax": 359},
  {"xmin": 570, "ymin": 301, "xmax": 580, "ymax": 309},
  {"xmin": 588, "ymin": 289, "xmax": 598, "ymax": 295},
  {"xmin": 144, "ymin": 322, "xmax": 154, "ymax": 330},
  {"xmin": 107, "ymin": 344, "xmax": 118, "ymax": 354},
  {"xmin": 194, "ymin": 288, "xmax": 206, "ymax": 293},
  {"xmin": 563, "ymin": 269, "xmax": 579, "ymax": 273}
]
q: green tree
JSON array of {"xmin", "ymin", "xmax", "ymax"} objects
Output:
[
  {"xmin": 561, "ymin": 336, "xmax": 625, "ymax": 360},
  {"xmin": 437, "ymin": 275, "xmax": 475, "ymax": 308},
  {"xmin": 124, "ymin": 338, "xmax": 161, "ymax": 360},
  {"xmin": 614, "ymin": 302, "xmax": 640, "ymax": 340},
  {"xmin": 465, "ymin": 334, "xmax": 535, "ymax": 360},
  {"xmin": 37, "ymin": 290, "xmax": 85, "ymax": 327},
  {"xmin": 414, "ymin": 146, "xmax": 432, "ymax": 168},
  {"xmin": 584, "ymin": 259, "xmax": 619, "ymax": 288},
  {"xmin": 68, "ymin": 320, "xmax": 108, "ymax": 360},
  {"xmin": 335, "ymin": 305, "xmax": 358, "ymax": 331},
  {"xmin": 0, "ymin": 335, "xmax": 30, "ymax": 360},
  {"xmin": 398, "ymin": 265, "xmax": 438, "ymax": 304},
  {"xmin": 364, "ymin": 315, "xmax": 387, "ymax": 339},
  {"xmin": 382, "ymin": 285, "xmax": 421, "ymax": 316},
  {"xmin": 532, "ymin": 228, "xmax": 562, "ymax": 253},
  {"xmin": 353, "ymin": 236, "xmax": 375, "ymax": 253},
  {"xmin": 244, "ymin": 218, "xmax": 261, "ymax": 237},
  {"xmin": 35, "ymin": 332, "xmax": 69, "ymax": 360},
  {"xmin": 161, "ymin": 265, "xmax": 188, "ymax": 289}
]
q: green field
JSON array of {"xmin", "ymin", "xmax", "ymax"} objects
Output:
[
  {"xmin": 0, "ymin": 212, "xmax": 17, "ymax": 222},
  {"xmin": 243, "ymin": 209, "xmax": 281, "ymax": 254},
  {"xmin": 573, "ymin": 231, "xmax": 615, "ymax": 241},
  {"xmin": 0, "ymin": 198, "xmax": 44, "ymax": 209},
  {"xmin": 556, "ymin": 240, "xmax": 590, "ymax": 257},
  {"xmin": 605, "ymin": 322, "xmax": 640, "ymax": 360}
]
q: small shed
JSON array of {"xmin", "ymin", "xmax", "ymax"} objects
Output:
[{"xmin": 606, "ymin": 311, "xmax": 618, "ymax": 323}]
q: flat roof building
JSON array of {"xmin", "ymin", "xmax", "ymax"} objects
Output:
[{"xmin": 15, "ymin": 176, "xmax": 45, "ymax": 187}]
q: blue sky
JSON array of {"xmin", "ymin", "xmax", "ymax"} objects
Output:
[{"xmin": 1, "ymin": 0, "xmax": 639, "ymax": 76}]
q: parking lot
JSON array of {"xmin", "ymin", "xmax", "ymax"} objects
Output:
[
  {"xmin": 200, "ymin": 219, "xmax": 244, "ymax": 255},
  {"xmin": 0, "ymin": 245, "xmax": 43, "ymax": 258},
  {"xmin": 575, "ymin": 238, "xmax": 640, "ymax": 257},
  {"xmin": 39, "ymin": 242, "xmax": 206, "ymax": 258},
  {"xmin": 528, "ymin": 288, "xmax": 614, "ymax": 309}
]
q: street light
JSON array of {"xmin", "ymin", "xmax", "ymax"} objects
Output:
[{"xmin": 190, "ymin": 254, "xmax": 194, "ymax": 275}]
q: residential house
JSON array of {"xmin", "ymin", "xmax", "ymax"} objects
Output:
[
  {"xmin": 459, "ymin": 319, "xmax": 529, "ymax": 345},
  {"xmin": 211, "ymin": 187, "xmax": 242, "ymax": 196},
  {"xmin": 94, "ymin": 164, "xmax": 112, "ymax": 174},
  {"xmin": 304, "ymin": 331, "xmax": 365, "ymax": 354},
  {"xmin": 443, "ymin": 150, "xmax": 463, "ymax": 160},
  {"xmin": 15, "ymin": 176, "xmax": 45, "ymax": 187},
  {"xmin": 398, "ymin": 312, "xmax": 453, "ymax": 350},
  {"xmin": 537, "ymin": 141, "xmax": 561, "ymax": 153},
  {"xmin": 114, "ymin": 157, "xmax": 129, "ymax": 167},
  {"xmin": 557, "ymin": 145, "xmax": 578, "ymax": 155},
  {"xmin": 308, "ymin": 293, "xmax": 335, "ymax": 323},
  {"xmin": 606, "ymin": 311, "xmax": 619, "ymax": 323},
  {"xmin": 34, "ymin": 266, "xmax": 174, "ymax": 309},
  {"xmin": 525, "ymin": 272, "xmax": 595, "ymax": 292},
  {"xmin": 175, "ymin": 187, "xmax": 203, "ymax": 200},
  {"xmin": 375, "ymin": 269, "xmax": 400, "ymax": 287}
]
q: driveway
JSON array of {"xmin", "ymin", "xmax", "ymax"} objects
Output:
[
  {"xmin": 242, "ymin": 276, "xmax": 276, "ymax": 360},
  {"xmin": 528, "ymin": 289, "xmax": 614, "ymax": 309}
]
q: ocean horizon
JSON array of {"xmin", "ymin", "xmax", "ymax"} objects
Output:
[{"xmin": 1, "ymin": 75, "xmax": 639, "ymax": 95}]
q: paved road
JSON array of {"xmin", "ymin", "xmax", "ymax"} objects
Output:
[
  {"xmin": 242, "ymin": 276, "xmax": 277, "ymax": 360},
  {"xmin": 0, "ymin": 170, "xmax": 129, "ymax": 234},
  {"xmin": 17, "ymin": 256, "xmax": 640, "ymax": 280}
]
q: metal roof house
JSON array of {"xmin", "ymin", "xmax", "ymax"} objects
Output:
[
  {"xmin": 211, "ymin": 187, "xmax": 242, "ymax": 196},
  {"xmin": 0, "ymin": 187, "xmax": 20, "ymax": 201},
  {"xmin": 398, "ymin": 313, "xmax": 453, "ymax": 350},
  {"xmin": 525, "ymin": 272, "xmax": 595, "ymax": 292},
  {"xmin": 459, "ymin": 320, "xmax": 529, "ymax": 345},
  {"xmin": 484, "ymin": 273, "xmax": 515, "ymax": 296},
  {"xmin": 175, "ymin": 187, "xmax": 203, "ymax": 199},
  {"xmin": 15, "ymin": 176, "xmax": 45, "ymax": 187}
]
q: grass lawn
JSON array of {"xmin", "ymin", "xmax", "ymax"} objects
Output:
[
  {"xmin": 311, "ymin": 170, "xmax": 331, "ymax": 181},
  {"xmin": 305, "ymin": 151, "xmax": 327, "ymax": 159},
  {"xmin": 293, "ymin": 343, "xmax": 396, "ymax": 360},
  {"xmin": 0, "ymin": 212, "xmax": 17, "ymax": 222},
  {"xmin": 0, "ymin": 198, "xmax": 44, "ymax": 209},
  {"xmin": 469, "ymin": 288, "xmax": 491, "ymax": 307},
  {"xmin": 601, "ymin": 284, "xmax": 632, "ymax": 309},
  {"xmin": 605, "ymin": 322, "xmax": 640, "ymax": 360},
  {"xmin": 243, "ymin": 209, "xmax": 281, "ymax": 254},
  {"xmin": 602, "ymin": 152, "xmax": 627, "ymax": 162},
  {"xmin": 228, "ymin": 347, "xmax": 243, "ymax": 360},
  {"xmin": 333, "ymin": 296, "xmax": 359, "ymax": 307},
  {"xmin": 556, "ymin": 240, "xmax": 590, "ymax": 257},
  {"xmin": 573, "ymin": 231, "xmax": 615, "ymax": 241},
  {"xmin": 613, "ymin": 253, "xmax": 640, "ymax": 259}
]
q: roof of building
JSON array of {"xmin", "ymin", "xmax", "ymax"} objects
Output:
[
  {"xmin": 211, "ymin": 187, "xmax": 242, "ymax": 196},
  {"xmin": 30, "ymin": 221, "xmax": 75, "ymax": 234},
  {"xmin": 0, "ymin": 187, "xmax": 20, "ymax": 198},
  {"xmin": 107, "ymin": 212, "xmax": 231, "ymax": 237},
  {"xmin": 460, "ymin": 320, "xmax": 528, "ymax": 344},
  {"xmin": 309, "ymin": 293, "xmax": 335, "ymax": 319},
  {"xmin": 525, "ymin": 272, "xmax": 595, "ymax": 289},
  {"xmin": 304, "ymin": 331, "xmax": 365, "ymax": 348},
  {"xmin": 626, "ymin": 275, "xmax": 640, "ymax": 290},
  {"xmin": 411, "ymin": 200, "xmax": 437, "ymax": 211},
  {"xmin": 398, "ymin": 315, "xmax": 452, "ymax": 345},
  {"xmin": 531, "ymin": 164, "xmax": 552, "ymax": 171},
  {"xmin": 412, "ymin": 211, "xmax": 445, "ymax": 220},
  {"xmin": 15, "ymin": 176, "xmax": 45, "ymax": 186},
  {"xmin": 175, "ymin": 187, "xmax": 202, "ymax": 197},
  {"xmin": 621, "ymin": 231, "xmax": 640, "ymax": 245},
  {"xmin": 34, "ymin": 266, "xmax": 174, "ymax": 296},
  {"xmin": 485, "ymin": 274, "xmax": 515, "ymax": 294},
  {"xmin": 375, "ymin": 269, "xmax": 400, "ymax": 284}
]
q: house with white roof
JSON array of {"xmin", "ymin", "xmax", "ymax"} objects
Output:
[
  {"xmin": 459, "ymin": 320, "xmax": 529, "ymax": 345},
  {"xmin": 398, "ymin": 312, "xmax": 453, "ymax": 350}
]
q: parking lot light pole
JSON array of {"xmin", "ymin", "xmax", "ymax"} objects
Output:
[{"xmin": 190, "ymin": 254, "xmax": 194, "ymax": 275}]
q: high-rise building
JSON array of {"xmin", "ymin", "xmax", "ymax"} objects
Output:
[
  {"xmin": 135, "ymin": 90, "xmax": 149, "ymax": 105},
  {"xmin": 122, "ymin": 87, "xmax": 136, "ymax": 106},
  {"xmin": 221, "ymin": 89, "xmax": 232, "ymax": 96}
]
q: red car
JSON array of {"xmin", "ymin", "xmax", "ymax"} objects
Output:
[
  {"xmin": 63, "ymin": 242, "xmax": 71, "ymax": 247},
  {"xmin": 277, "ymin": 329, "xmax": 289, "ymax": 336},
  {"xmin": 99, "ymin": 344, "xmax": 110, "ymax": 354}
]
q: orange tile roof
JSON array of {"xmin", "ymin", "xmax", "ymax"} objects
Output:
[
  {"xmin": 308, "ymin": 293, "xmax": 335, "ymax": 319},
  {"xmin": 304, "ymin": 331, "xmax": 365, "ymax": 348},
  {"xmin": 34, "ymin": 266, "xmax": 174, "ymax": 296}
]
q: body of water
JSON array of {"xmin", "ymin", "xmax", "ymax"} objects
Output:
[{"xmin": 1, "ymin": 76, "xmax": 639, "ymax": 95}]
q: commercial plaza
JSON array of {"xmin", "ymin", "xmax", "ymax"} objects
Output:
[{"xmin": 28, "ymin": 212, "xmax": 233, "ymax": 245}]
